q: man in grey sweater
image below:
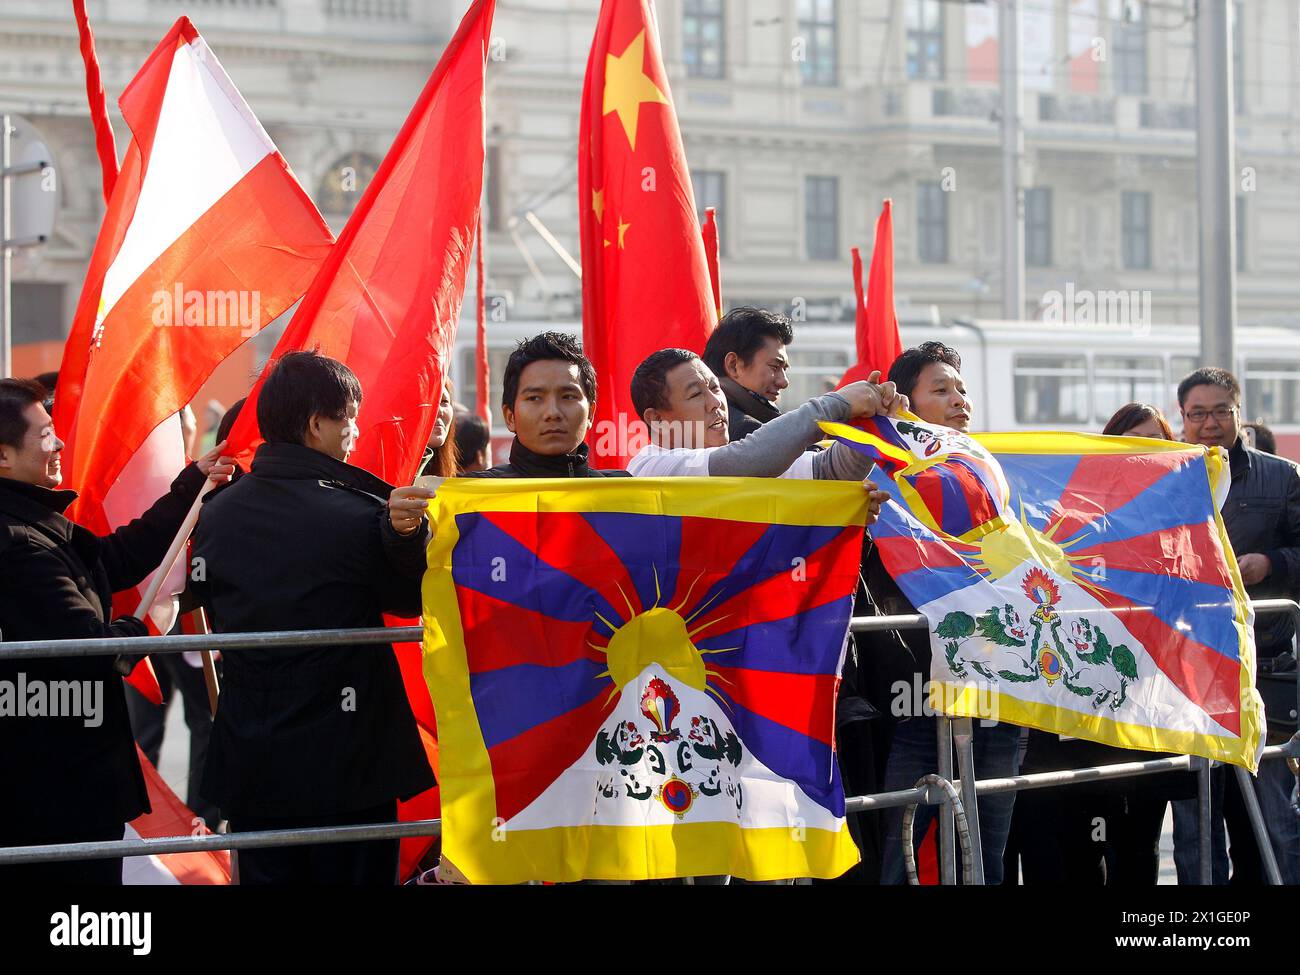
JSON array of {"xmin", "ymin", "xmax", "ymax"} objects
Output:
[{"xmin": 625, "ymin": 348, "xmax": 899, "ymax": 484}]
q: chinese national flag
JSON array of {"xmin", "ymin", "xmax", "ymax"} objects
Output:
[
  {"xmin": 839, "ymin": 200, "xmax": 903, "ymax": 386},
  {"xmin": 579, "ymin": 0, "xmax": 715, "ymax": 466}
]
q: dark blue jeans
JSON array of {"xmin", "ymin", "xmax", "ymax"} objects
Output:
[{"xmin": 880, "ymin": 715, "xmax": 1021, "ymax": 884}]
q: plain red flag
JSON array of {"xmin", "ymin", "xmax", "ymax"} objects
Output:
[
  {"xmin": 839, "ymin": 199, "xmax": 903, "ymax": 387},
  {"xmin": 579, "ymin": 0, "xmax": 716, "ymax": 466},
  {"xmin": 225, "ymin": 0, "xmax": 496, "ymax": 487},
  {"xmin": 73, "ymin": 0, "xmax": 118, "ymax": 203},
  {"xmin": 701, "ymin": 207, "xmax": 722, "ymax": 319},
  {"xmin": 217, "ymin": 0, "xmax": 496, "ymax": 879}
]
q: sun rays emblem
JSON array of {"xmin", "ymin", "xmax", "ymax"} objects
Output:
[
  {"xmin": 591, "ymin": 566, "xmax": 736, "ymax": 711},
  {"xmin": 962, "ymin": 501, "xmax": 1104, "ymax": 599}
]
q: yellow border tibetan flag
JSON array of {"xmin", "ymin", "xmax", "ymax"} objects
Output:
[
  {"xmin": 422, "ymin": 477, "xmax": 867, "ymax": 883},
  {"xmin": 822, "ymin": 419, "xmax": 1264, "ymax": 772}
]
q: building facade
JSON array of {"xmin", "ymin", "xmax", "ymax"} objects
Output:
[{"xmin": 4, "ymin": 0, "xmax": 1300, "ymax": 379}]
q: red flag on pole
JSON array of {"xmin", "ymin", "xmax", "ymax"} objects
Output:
[
  {"xmin": 216, "ymin": 1, "xmax": 497, "ymax": 879},
  {"xmin": 839, "ymin": 199, "xmax": 903, "ymax": 387},
  {"xmin": 701, "ymin": 206, "xmax": 722, "ymax": 319},
  {"xmin": 72, "ymin": 0, "xmax": 118, "ymax": 203},
  {"xmin": 225, "ymin": 0, "xmax": 496, "ymax": 487},
  {"xmin": 579, "ymin": 0, "xmax": 715, "ymax": 466}
]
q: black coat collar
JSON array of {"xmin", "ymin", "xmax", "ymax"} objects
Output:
[
  {"xmin": 0, "ymin": 476, "xmax": 79, "ymax": 542},
  {"xmin": 721, "ymin": 376, "xmax": 780, "ymax": 425},
  {"xmin": 1228, "ymin": 436, "xmax": 1251, "ymax": 481},
  {"xmin": 506, "ymin": 437, "xmax": 594, "ymax": 477},
  {"xmin": 249, "ymin": 442, "xmax": 397, "ymax": 498}
]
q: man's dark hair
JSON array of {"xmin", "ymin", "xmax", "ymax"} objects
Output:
[
  {"xmin": 501, "ymin": 332, "xmax": 597, "ymax": 411},
  {"xmin": 216, "ymin": 398, "xmax": 246, "ymax": 445},
  {"xmin": 702, "ymin": 307, "xmax": 794, "ymax": 379},
  {"xmin": 631, "ymin": 348, "xmax": 700, "ymax": 419},
  {"xmin": 1245, "ymin": 422, "xmax": 1277, "ymax": 454},
  {"xmin": 1177, "ymin": 367, "xmax": 1240, "ymax": 408},
  {"xmin": 888, "ymin": 342, "xmax": 963, "ymax": 399},
  {"xmin": 453, "ymin": 412, "xmax": 490, "ymax": 466},
  {"xmin": 0, "ymin": 378, "xmax": 46, "ymax": 450},
  {"xmin": 256, "ymin": 350, "xmax": 362, "ymax": 446}
]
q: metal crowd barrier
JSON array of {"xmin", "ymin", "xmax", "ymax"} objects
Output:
[{"xmin": 1, "ymin": 600, "xmax": 1297, "ymax": 885}]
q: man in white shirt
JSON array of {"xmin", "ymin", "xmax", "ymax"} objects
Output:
[{"xmin": 626, "ymin": 348, "xmax": 902, "ymax": 486}]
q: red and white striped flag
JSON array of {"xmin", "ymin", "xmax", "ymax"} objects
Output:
[{"xmin": 54, "ymin": 17, "xmax": 333, "ymax": 647}]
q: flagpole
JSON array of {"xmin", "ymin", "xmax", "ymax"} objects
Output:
[
  {"xmin": 133, "ymin": 479, "xmax": 214, "ymax": 620},
  {"xmin": 192, "ymin": 608, "xmax": 220, "ymax": 717}
]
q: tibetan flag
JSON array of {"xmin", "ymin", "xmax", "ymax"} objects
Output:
[
  {"xmin": 422, "ymin": 478, "xmax": 868, "ymax": 883},
  {"xmin": 579, "ymin": 0, "xmax": 716, "ymax": 466},
  {"xmin": 832, "ymin": 413, "xmax": 1010, "ymax": 543},
  {"xmin": 823, "ymin": 418, "xmax": 1266, "ymax": 771}
]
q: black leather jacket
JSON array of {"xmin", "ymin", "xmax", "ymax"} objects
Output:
[{"xmin": 1221, "ymin": 438, "xmax": 1300, "ymax": 655}]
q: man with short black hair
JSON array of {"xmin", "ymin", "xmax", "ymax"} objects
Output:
[
  {"xmin": 1171, "ymin": 366, "xmax": 1300, "ymax": 886},
  {"xmin": 627, "ymin": 348, "xmax": 897, "ymax": 480},
  {"xmin": 191, "ymin": 350, "xmax": 437, "ymax": 884},
  {"xmin": 857, "ymin": 342, "xmax": 1022, "ymax": 885},
  {"xmin": 702, "ymin": 306, "xmax": 795, "ymax": 441},
  {"xmin": 0, "ymin": 378, "xmax": 231, "ymax": 884},
  {"xmin": 472, "ymin": 331, "xmax": 627, "ymax": 479}
]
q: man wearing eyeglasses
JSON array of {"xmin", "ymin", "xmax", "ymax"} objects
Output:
[{"xmin": 1175, "ymin": 366, "xmax": 1300, "ymax": 886}]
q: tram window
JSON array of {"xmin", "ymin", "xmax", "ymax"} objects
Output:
[
  {"xmin": 1244, "ymin": 363, "xmax": 1300, "ymax": 425},
  {"xmin": 1014, "ymin": 354, "xmax": 1089, "ymax": 424},
  {"xmin": 1093, "ymin": 356, "xmax": 1163, "ymax": 424},
  {"xmin": 783, "ymin": 347, "xmax": 851, "ymax": 408},
  {"xmin": 1169, "ymin": 355, "xmax": 1197, "ymax": 420}
]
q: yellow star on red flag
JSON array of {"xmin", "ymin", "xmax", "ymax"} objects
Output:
[{"xmin": 602, "ymin": 30, "xmax": 667, "ymax": 150}]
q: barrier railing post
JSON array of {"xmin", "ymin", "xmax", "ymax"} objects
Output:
[
  {"xmin": 1233, "ymin": 764, "xmax": 1283, "ymax": 885},
  {"xmin": 936, "ymin": 716, "xmax": 957, "ymax": 884},
  {"xmin": 952, "ymin": 716, "xmax": 985, "ymax": 884},
  {"xmin": 1196, "ymin": 756, "xmax": 1214, "ymax": 886}
]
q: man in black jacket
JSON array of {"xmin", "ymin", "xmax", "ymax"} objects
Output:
[
  {"xmin": 1172, "ymin": 367, "xmax": 1300, "ymax": 886},
  {"xmin": 471, "ymin": 331, "xmax": 629, "ymax": 479},
  {"xmin": 701, "ymin": 307, "xmax": 793, "ymax": 442},
  {"xmin": 191, "ymin": 352, "xmax": 437, "ymax": 885},
  {"xmin": 0, "ymin": 378, "xmax": 230, "ymax": 883}
]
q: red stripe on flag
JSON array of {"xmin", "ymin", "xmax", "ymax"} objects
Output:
[
  {"xmin": 1070, "ymin": 521, "xmax": 1236, "ymax": 591},
  {"xmin": 458, "ymin": 586, "xmax": 606, "ymax": 673},
  {"xmin": 1086, "ymin": 587, "xmax": 1241, "ymax": 735},
  {"xmin": 487, "ymin": 691, "xmax": 618, "ymax": 822},
  {"xmin": 1047, "ymin": 451, "xmax": 1190, "ymax": 543},
  {"xmin": 709, "ymin": 667, "xmax": 838, "ymax": 746}
]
